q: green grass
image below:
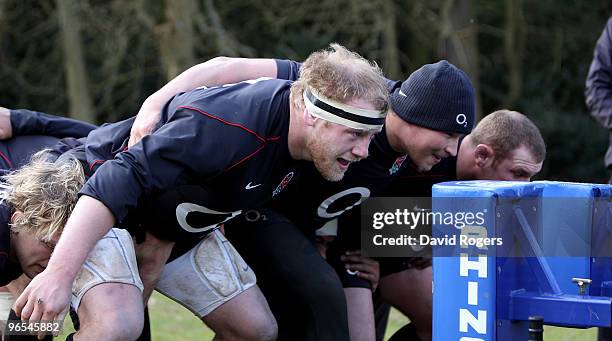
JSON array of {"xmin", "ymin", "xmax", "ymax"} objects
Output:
[
  {"xmin": 543, "ymin": 326, "xmax": 596, "ymax": 341},
  {"xmin": 57, "ymin": 292, "xmax": 597, "ymax": 340},
  {"xmin": 148, "ymin": 293, "xmax": 213, "ymax": 340},
  {"xmin": 384, "ymin": 308, "xmax": 410, "ymax": 339}
]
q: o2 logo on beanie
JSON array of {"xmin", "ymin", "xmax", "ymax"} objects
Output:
[{"xmin": 456, "ymin": 113, "xmax": 468, "ymax": 128}]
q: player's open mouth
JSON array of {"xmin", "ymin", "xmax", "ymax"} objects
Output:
[
  {"xmin": 337, "ymin": 158, "xmax": 351, "ymax": 169},
  {"xmin": 432, "ymin": 154, "xmax": 442, "ymax": 163}
]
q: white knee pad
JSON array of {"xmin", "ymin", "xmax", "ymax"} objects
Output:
[
  {"xmin": 155, "ymin": 229, "xmax": 256, "ymax": 317},
  {"xmin": 71, "ymin": 228, "xmax": 144, "ymax": 311}
]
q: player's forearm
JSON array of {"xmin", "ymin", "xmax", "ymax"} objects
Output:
[
  {"xmin": 45, "ymin": 196, "xmax": 116, "ymax": 280},
  {"xmin": 140, "ymin": 57, "xmax": 278, "ymax": 114}
]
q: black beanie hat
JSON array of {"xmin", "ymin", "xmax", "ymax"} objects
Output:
[{"xmin": 389, "ymin": 60, "xmax": 475, "ymax": 134}]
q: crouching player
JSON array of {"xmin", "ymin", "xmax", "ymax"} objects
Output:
[{"xmin": 1, "ymin": 152, "xmax": 144, "ymax": 340}]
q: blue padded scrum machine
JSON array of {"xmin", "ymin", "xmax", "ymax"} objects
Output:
[{"xmin": 432, "ymin": 180, "xmax": 612, "ymax": 340}]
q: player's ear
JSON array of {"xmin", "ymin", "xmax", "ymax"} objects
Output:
[
  {"xmin": 474, "ymin": 144, "xmax": 494, "ymax": 168},
  {"xmin": 10, "ymin": 211, "xmax": 23, "ymax": 225},
  {"xmin": 303, "ymin": 108, "xmax": 317, "ymax": 127}
]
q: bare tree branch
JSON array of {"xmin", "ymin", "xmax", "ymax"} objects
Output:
[{"xmin": 55, "ymin": 0, "xmax": 95, "ymax": 122}]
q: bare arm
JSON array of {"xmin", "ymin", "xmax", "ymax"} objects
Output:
[
  {"xmin": 14, "ymin": 196, "xmax": 115, "ymax": 323},
  {"xmin": 129, "ymin": 57, "xmax": 278, "ymax": 146},
  {"xmin": 0, "ymin": 107, "xmax": 11, "ymax": 139},
  {"xmin": 342, "ymin": 250, "xmax": 380, "ymax": 292}
]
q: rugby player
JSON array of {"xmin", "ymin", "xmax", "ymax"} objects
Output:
[
  {"xmin": 128, "ymin": 57, "xmax": 475, "ymax": 341},
  {"xmin": 0, "ymin": 108, "xmax": 96, "ymax": 340},
  {"xmin": 338, "ymin": 109, "xmax": 546, "ymax": 341},
  {"xmin": 1, "ymin": 152, "xmax": 147, "ymax": 341},
  {"xmin": 14, "ymin": 44, "xmax": 389, "ymax": 340}
]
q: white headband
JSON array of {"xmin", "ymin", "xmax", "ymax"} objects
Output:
[{"xmin": 303, "ymin": 89, "xmax": 386, "ymax": 130}]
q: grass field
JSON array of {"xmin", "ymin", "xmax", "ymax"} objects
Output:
[{"xmin": 57, "ymin": 291, "xmax": 597, "ymax": 340}]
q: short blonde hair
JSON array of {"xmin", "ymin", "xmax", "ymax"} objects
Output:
[
  {"xmin": 471, "ymin": 109, "xmax": 546, "ymax": 164},
  {"xmin": 290, "ymin": 43, "xmax": 389, "ymax": 115},
  {"xmin": 3, "ymin": 151, "xmax": 85, "ymax": 242}
]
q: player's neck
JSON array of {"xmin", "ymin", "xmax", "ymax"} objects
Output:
[
  {"xmin": 456, "ymin": 138, "xmax": 478, "ymax": 180},
  {"xmin": 287, "ymin": 106, "xmax": 308, "ymax": 160}
]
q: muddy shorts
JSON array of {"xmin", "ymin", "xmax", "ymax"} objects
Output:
[
  {"xmin": 71, "ymin": 228, "xmax": 144, "ymax": 311},
  {"xmin": 155, "ymin": 229, "xmax": 257, "ymax": 317}
]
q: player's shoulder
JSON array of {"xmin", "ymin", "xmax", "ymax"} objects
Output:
[
  {"xmin": 184, "ymin": 79, "xmax": 291, "ymax": 128},
  {"xmin": 0, "ymin": 202, "xmax": 11, "ymax": 259},
  {"xmin": 183, "ymin": 77, "xmax": 291, "ymax": 104}
]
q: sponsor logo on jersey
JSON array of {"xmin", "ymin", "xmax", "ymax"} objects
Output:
[
  {"xmin": 245, "ymin": 182, "xmax": 262, "ymax": 190},
  {"xmin": 389, "ymin": 155, "xmax": 408, "ymax": 175},
  {"xmin": 272, "ymin": 171, "xmax": 294, "ymax": 197}
]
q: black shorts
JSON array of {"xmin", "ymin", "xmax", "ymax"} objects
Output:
[{"xmin": 224, "ymin": 209, "xmax": 350, "ymax": 341}]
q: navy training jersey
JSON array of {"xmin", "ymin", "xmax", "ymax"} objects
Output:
[
  {"xmin": 79, "ymin": 78, "xmax": 299, "ymax": 242},
  {"xmin": 0, "ymin": 110, "xmax": 96, "ymax": 171},
  {"xmin": 10, "ymin": 109, "xmax": 96, "ymax": 139},
  {"xmin": 0, "ymin": 204, "xmax": 23, "ymax": 286},
  {"xmin": 0, "ymin": 203, "xmax": 14, "ymax": 286},
  {"xmin": 0, "ymin": 135, "xmax": 60, "ymax": 171}
]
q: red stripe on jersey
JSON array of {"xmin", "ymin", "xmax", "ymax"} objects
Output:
[
  {"xmin": 225, "ymin": 144, "xmax": 267, "ymax": 172},
  {"xmin": 178, "ymin": 106, "xmax": 282, "ymax": 172},
  {"xmin": 180, "ymin": 106, "xmax": 279, "ymax": 143},
  {"xmin": 89, "ymin": 159, "xmax": 105, "ymax": 172},
  {"xmin": 0, "ymin": 151, "xmax": 13, "ymax": 169}
]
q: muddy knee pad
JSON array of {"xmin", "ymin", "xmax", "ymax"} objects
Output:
[
  {"xmin": 71, "ymin": 228, "xmax": 144, "ymax": 312},
  {"xmin": 0, "ymin": 291, "xmax": 13, "ymax": 335},
  {"xmin": 155, "ymin": 229, "xmax": 256, "ymax": 317}
]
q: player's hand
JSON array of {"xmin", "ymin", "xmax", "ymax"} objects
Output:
[
  {"xmin": 0, "ymin": 107, "xmax": 13, "ymax": 139},
  {"xmin": 129, "ymin": 108, "xmax": 161, "ymax": 147},
  {"xmin": 13, "ymin": 268, "xmax": 71, "ymax": 338},
  {"xmin": 341, "ymin": 250, "xmax": 380, "ymax": 292}
]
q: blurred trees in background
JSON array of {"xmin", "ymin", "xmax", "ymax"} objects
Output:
[{"xmin": 0, "ymin": 0, "xmax": 610, "ymax": 181}]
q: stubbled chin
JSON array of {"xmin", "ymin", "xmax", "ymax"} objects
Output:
[
  {"xmin": 417, "ymin": 164, "xmax": 434, "ymax": 172},
  {"xmin": 313, "ymin": 159, "xmax": 345, "ymax": 182},
  {"xmin": 322, "ymin": 169, "xmax": 345, "ymax": 182}
]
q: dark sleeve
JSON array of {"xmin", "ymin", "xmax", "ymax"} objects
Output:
[
  {"xmin": 0, "ymin": 248, "xmax": 7, "ymax": 285},
  {"xmin": 586, "ymin": 18, "xmax": 612, "ymax": 129},
  {"xmin": 79, "ymin": 107, "xmax": 262, "ymax": 221},
  {"xmin": 275, "ymin": 59, "xmax": 302, "ymax": 81},
  {"xmin": 10, "ymin": 109, "xmax": 97, "ymax": 138}
]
